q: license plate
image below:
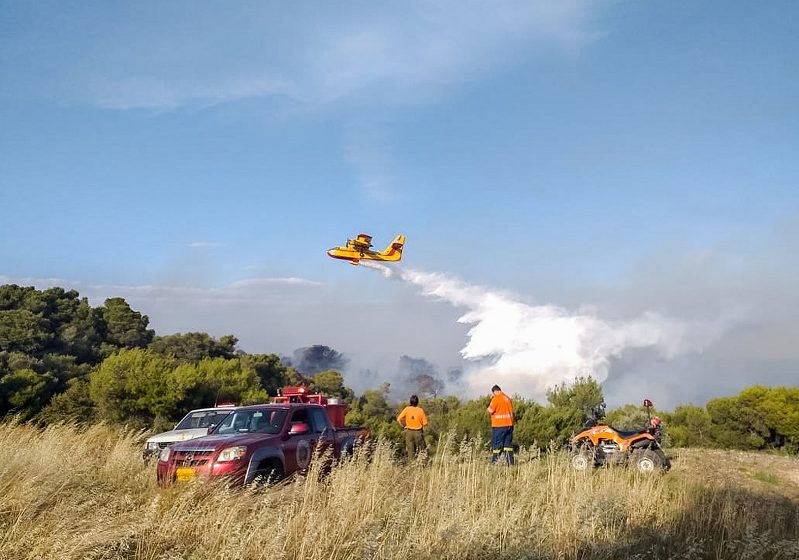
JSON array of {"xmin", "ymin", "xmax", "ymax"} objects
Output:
[{"xmin": 176, "ymin": 467, "xmax": 196, "ymax": 482}]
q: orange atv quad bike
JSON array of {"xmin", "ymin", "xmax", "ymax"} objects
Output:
[{"xmin": 570, "ymin": 399, "xmax": 670, "ymax": 473}]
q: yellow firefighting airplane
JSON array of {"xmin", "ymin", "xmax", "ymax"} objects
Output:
[{"xmin": 327, "ymin": 234, "xmax": 405, "ymax": 265}]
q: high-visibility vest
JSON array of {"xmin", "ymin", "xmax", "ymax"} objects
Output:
[{"xmin": 488, "ymin": 392, "xmax": 513, "ymax": 427}]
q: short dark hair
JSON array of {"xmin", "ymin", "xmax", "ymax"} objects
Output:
[
  {"xmin": 410, "ymin": 395, "xmax": 419, "ymax": 406},
  {"xmin": 491, "ymin": 385, "xmax": 501, "ymax": 393}
]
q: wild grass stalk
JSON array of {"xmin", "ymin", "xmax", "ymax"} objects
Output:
[{"xmin": 0, "ymin": 422, "xmax": 797, "ymax": 559}]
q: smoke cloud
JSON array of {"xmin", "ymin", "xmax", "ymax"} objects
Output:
[{"xmin": 361, "ymin": 262, "xmax": 729, "ymax": 399}]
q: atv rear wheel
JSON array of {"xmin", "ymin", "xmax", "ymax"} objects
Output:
[
  {"xmin": 633, "ymin": 449, "xmax": 662, "ymax": 473},
  {"xmin": 571, "ymin": 450, "xmax": 594, "ymax": 471}
]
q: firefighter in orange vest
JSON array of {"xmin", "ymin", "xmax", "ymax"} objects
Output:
[
  {"xmin": 487, "ymin": 384, "xmax": 514, "ymax": 465},
  {"xmin": 397, "ymin": 395, "xmax": 428, "ymax": 459}
]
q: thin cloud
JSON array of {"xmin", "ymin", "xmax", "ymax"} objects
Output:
[
  {"xmin": 0, "ymin": 275, "xmax": 323, "ymax": 306},
  {"xmin": 229, "ymin": 277, "xmax": 323, "ymax": 288},
  {"xmin": 5, "ymin": 1, "xmax": 605, "ymax": 110},
  {"xmin": 188, "ymin": 241, "xmax": 223, "ymax": 248},
  {"xmin": 87, "ymin": 75, "xmax": 296, "ymax": 111},
  {"xmin": 343, "ymin": 125, "xmax": 400, "ymax": 203}
]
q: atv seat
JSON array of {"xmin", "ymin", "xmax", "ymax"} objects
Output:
[{"xmin": 611, "ymin": 427, "xmax": 645, "ymax": 439}]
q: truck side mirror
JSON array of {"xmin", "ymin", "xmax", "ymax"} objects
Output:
[
  {"xmin": 289, "ymin": 422, "xmax": 310, "ymax": 436},
  {"xmin": 207, "ymin": 424, "xmax": 216, "ymax": 435}
]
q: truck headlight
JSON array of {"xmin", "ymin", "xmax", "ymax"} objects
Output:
[
  {"xmin": 146, "ymin": 441, "xmax": 160, "ymax": 451},
  {"xmin": 217, "ymin": 446, "xmax": 247, "ymax": 462},
  {"xmin": 159, "ymin": 447, "xmax": 171, "ymax": 462}
]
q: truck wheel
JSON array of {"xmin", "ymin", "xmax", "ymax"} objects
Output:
[{"xmin": 251, "ymin": 463, "xmax": 284, "ymax": 487}]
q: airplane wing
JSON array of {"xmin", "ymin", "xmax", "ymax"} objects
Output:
[{"xmin": 352, "ymin": 234, "xmax": 373, "ymax": 249}]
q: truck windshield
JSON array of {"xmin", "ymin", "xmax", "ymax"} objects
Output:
[
  {"xmin": 213, "ymin": 409, "xmax": 288, "ymax": 435},
  {"xmin": 175, "ymin": 410, "xmax": 234, "ymax": 430}
]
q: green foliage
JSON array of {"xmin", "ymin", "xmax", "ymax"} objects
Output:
[
  {"xmin": 310, "ymin": 370, "xmax": 356, "ymax": 403},
  {"xmin": 0, "ymin": 309, "xmax": 49, "ymax": 354},
  {"xmin": 89, "ymin": 348, "xmax": 180, "ymax": 427},
  {"xmin": 58, "ymin": 297, "xmax": 105, "ymax": 363},
  {"xmin": 706, "ymin": 386, "xmax": 799, "ymax": 452},
  {"xmin": 605, "ymin": 404, "xmax": 652, "ymax": 431},
  {"xmin": 0, "ymin": 285, "xmax": 158, "ymax": 419},
  {"xmin": 356, "ymin": 383, "xmax": 394, "ymax": 421},
  {"xmin": 513, "ymin": 400, "xmax": 547, "ymax": 447},
  {"xmin": 149, "ymin": 332, "xmax": 238, "ymax": 362},
  {"xmin": 240, "ymin": 353, "xmax": 299, "ymax": 396},
  {"xmin": 761, "ymin": 386, "xmax": 799, "ymax": 448},
  {"xmin": 193, "ymin": 357, "xmax": 268, "ymax": 407},
  {"xmin": 0, "ymin": 368, "xmax": 56, "ymax": 417},
  {"xmin": 346, "ymin": 383, "xmax": 403, "ymax": 445},
  {"xmin": 663, "ymin": 405, "xmax": 712, "ymax": 448},
  {"xmin": 515, "ymin": 402, "xmax": 582, "ymax": 449},
  {"xmin": 36, "ymin": 378, "xmax": 96, "ymax": 425},
  {"xmin": 311, "ymin": 370, "xmax": 343, "ymax": 395},
  {"xmin": 100, "ymin": 297, "xmax": 154, "ymax": 351},
  {"xmin": 415, "ymin": 395, "xmax": 462, "ymax": 452},
  {"xmin": 546, "ymin": 376, "xmax": 605, "ymax": 415},
  {"xmin": 447, "ymin": 396, "xmax": 491, "ymax": 442},
  {"xmin": 418, "ymin": 396, "xmax": 460, "ymax": 434},
  {"xmin": 89, "ymin": 349, "xmax": 268, "ymax": 429}
]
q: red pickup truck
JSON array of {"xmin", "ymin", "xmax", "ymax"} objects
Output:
[{"xmin": 156, "ymin": 387, "xmax": 367, "ymax": 486}]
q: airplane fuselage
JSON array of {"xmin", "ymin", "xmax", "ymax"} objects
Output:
[
  {"xmin": 327, "ymin": 234, "xmax": 405, "ymax": 265},
  {"xmin": 326, "ymin": 246, "xmax": 400, "ymax": 264}
]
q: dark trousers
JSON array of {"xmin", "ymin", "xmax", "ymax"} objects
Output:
[
  {"xmin": 491, "ymin": 426, "xmax": 515, "ymax": 465},
  {"xmin": 405, "ymin": 429, "xmax": 426, "ymax": 458}
]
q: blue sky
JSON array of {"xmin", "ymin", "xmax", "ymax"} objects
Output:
[{"xmin": 1, "ymin": 1, "xmax": 797, "ymax": 405}]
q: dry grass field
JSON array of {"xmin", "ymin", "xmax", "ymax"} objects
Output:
[{"xmin": 0, "ymin": 421, "xmax": 797, "ymax": 560}]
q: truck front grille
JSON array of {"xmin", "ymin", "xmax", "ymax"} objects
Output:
[{"xmin": 172, "ymin": 449, "xmax": 215, "ymax": 467}]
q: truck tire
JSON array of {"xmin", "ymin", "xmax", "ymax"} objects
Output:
[{"xmin": 251, "ymin": 461, "xmax": 284, "ymax": 487}]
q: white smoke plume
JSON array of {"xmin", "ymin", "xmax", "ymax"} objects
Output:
[{"xmin": 361, "ymin": 262, "xmax": 726, "ymax": 399}]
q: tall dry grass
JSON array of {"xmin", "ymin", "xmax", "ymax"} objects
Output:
[{"xmin": 0, "ymin": 421, "xmax": 797, "ymax": 560}]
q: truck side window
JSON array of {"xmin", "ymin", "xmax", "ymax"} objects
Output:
[{"xmin": 309, "ymin": 408, "xmax": 328, "ymax": 434}]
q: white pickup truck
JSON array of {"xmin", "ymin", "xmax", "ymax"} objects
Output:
[{"xmin": 143, "ymin": 406, "xmax": 238, "ymax": 459}]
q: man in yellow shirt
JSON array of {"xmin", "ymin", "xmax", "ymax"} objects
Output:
[
  {"xmin": 487, "ymin": 384, "xmax": 514, "ymax": 465},
  {"xmin": 397, "ymin": 395, "xmax": 428, "ymax": 459}
]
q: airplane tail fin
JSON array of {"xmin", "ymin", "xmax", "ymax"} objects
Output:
[{"xmin": 380, "ymin": 235, "xmax": 405, "ymax": 261}]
